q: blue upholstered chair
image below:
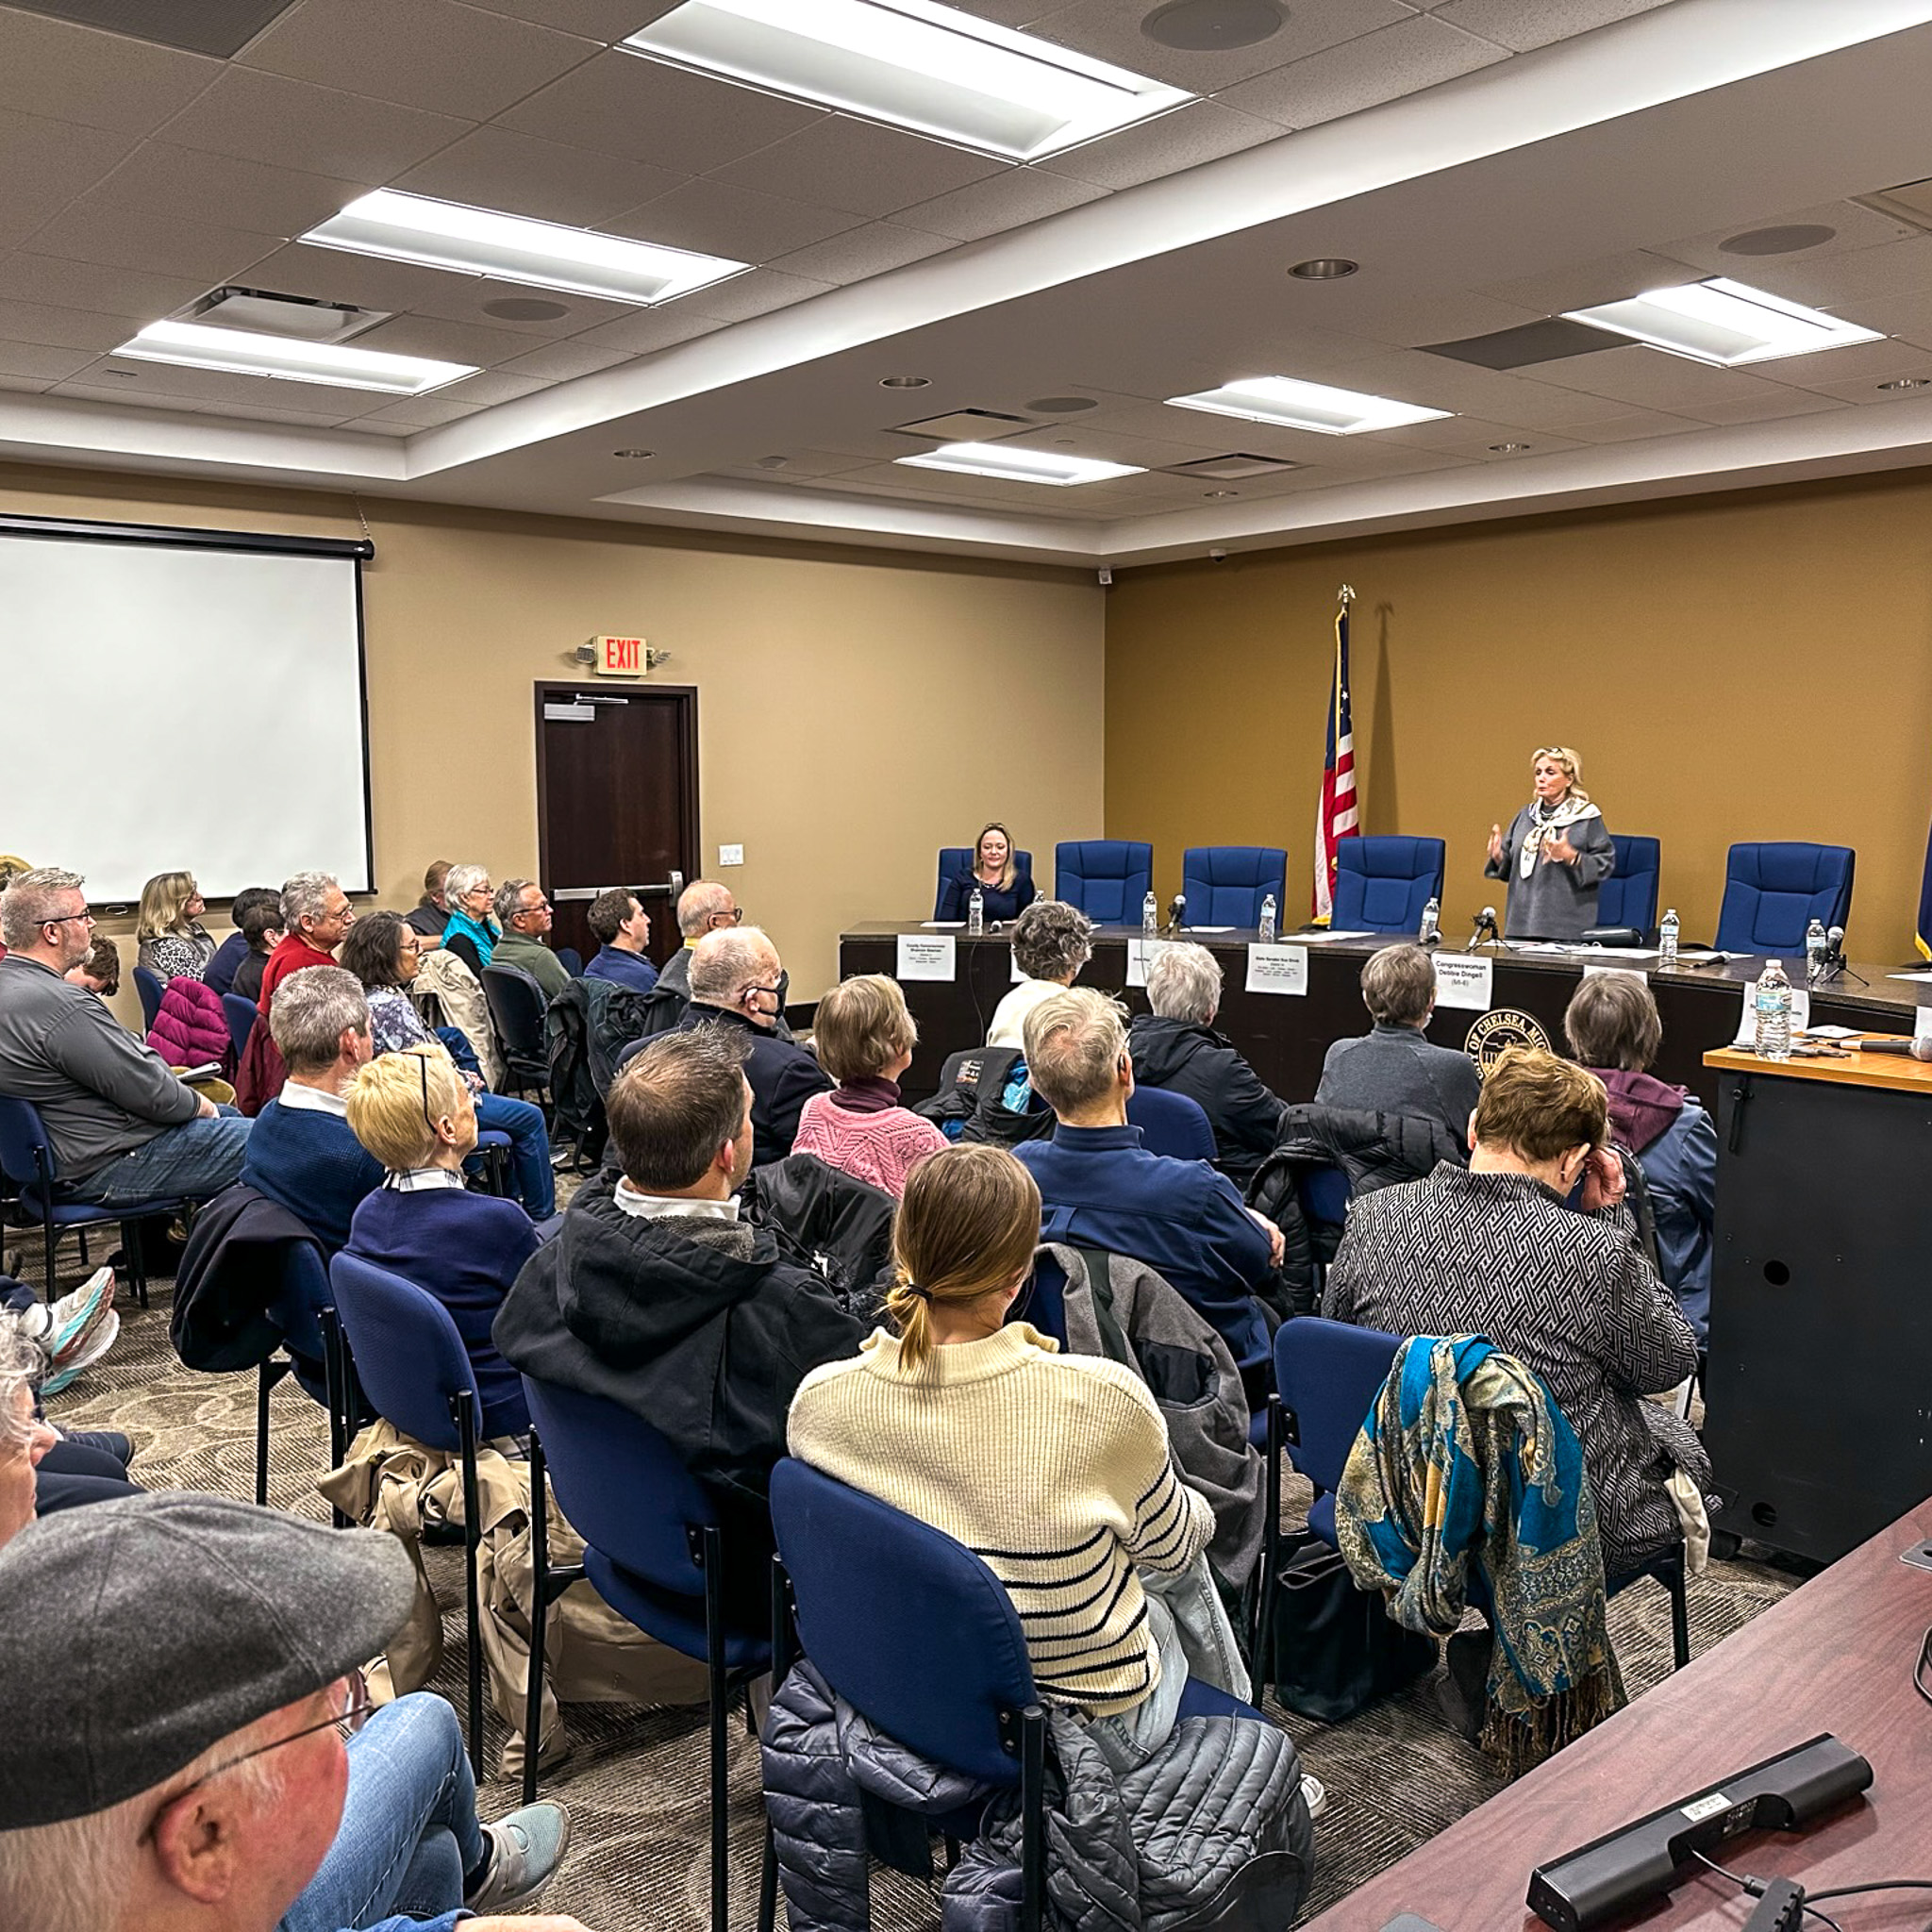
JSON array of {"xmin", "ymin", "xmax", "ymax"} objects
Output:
[
  {"xmin": 555, "ymin": 946, "xmax": 583, "ymax": 978},
  {"xmin": 1329, "ymin": 837, "xmax": 1444, "ymax": 936},
  {"xmin": 1054, "ymin": 841, "xmax": 1152, "ymax": 925},
  {"xmin": 1181, "ymin": 847, "xmax": 1288, "ymax": 928},
  {"xmin": 221, "ymin": 991, "xmax": 258, "ymax": 1064},
  {"xmin": 1124, "ymin": 1083, "xmax": 1216, "ymax": 1160},
  {"xmin": 1596, "ymin": 835, "xmax": 1660, "ymax": 941},
  {"xmin": 934, "ymin": 846, "xmax": 1034, "ymax": 920},
  {"xmin": 480, "ymin": 963, "xmax": 550, "ymax": 1102},
  {"xmin": 133, "ymin": 965, "xmax": 164, "ymax": 1032},
  {"xmin": 1714, "ymin": 843, "xmax": 1855, "ymax": 956}
]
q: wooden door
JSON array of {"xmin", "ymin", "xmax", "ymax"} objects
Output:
[{"xmin": 534, "ymin": 683, "xmax": 697, "ymax": 969}]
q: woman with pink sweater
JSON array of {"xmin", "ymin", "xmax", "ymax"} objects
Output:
[{"xmin": 792, "ymin": 974, "xmax": 946, "ymax": 1198}]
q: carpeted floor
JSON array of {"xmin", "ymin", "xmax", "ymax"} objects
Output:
[{"xmin": 32, "ymin": 1242, "xmax": 1795, "ymax": 1930}]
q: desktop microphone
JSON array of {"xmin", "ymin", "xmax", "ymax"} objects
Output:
[
  {"xmin": 1471, "ymin": 906, "xmax": 1498, "ymax": 944},
  {"xmin": 1859, "ymin": 1035, "xmax": 1932, "ymax": 1059},
  {"xmin": 1168, "ymin": 894, "xmax": 1186, "ymax": 934},
  {"xmin": 1824, "ymin": 925, "xmax": 1847, "ymax": 968}
]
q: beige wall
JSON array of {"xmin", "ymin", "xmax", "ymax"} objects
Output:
[
  {"xmin": 0, "ymin": 461, "xmax": 1104, "ymax": 1024},
  {"xmin": 1106, "ymin": 472, "xmax": 1932, "ymax": 961}
]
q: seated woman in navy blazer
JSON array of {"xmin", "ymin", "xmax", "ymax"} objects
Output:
[{"xmin": 937, "ymin": 822, "xmax": 1038, "ymax": 924}]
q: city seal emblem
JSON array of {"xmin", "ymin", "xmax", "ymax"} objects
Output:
[{"xmin": 1465, "ymin": 1008, "xmax": 1551, "ymax": 1077}]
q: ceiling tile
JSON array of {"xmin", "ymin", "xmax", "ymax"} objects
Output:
[
  {"xmin": 238, "ymin": 0, "xmax": 597, "ymax": 121},
  {"xmin": 0, "ymin": 10, "xmax": 220, "ymax": 134},
  {"xmin": 191, "ymin": 395, "xmax": 371, "ymax": 425},
  {"xmin": 1790, "ymin": 376, "xmax": 1932, "ymax": 410},
  {"xmin": 1538, "ymin": 407, "xmax": 1702, "ymax": 441},
  {"xmin": 1374, "ymin": 413, "xmax": 1590, "ymax": 457},
  {"xmin": 720, "ymin": 448, "xmax": 876, "ymax": 477},
  {"xmin": 895, "ymin": 166, "xmax": 1107, "ymax": 242},
  {"xmin": 0, "ymin": 106, "xmax": 144, "ymax": 250},
  {"xmin": 1219, "ymin": 15, "xmax": 1507, "ymax": 129},
  {"xmin": 770, "ymin": 222, "xmax": 955, "ymax": 284},
  {"xmin": 930, "ymin": 0, "xmax": 1053, "ymax": 26},
  {"xmin": 154, "ymin": 65, "xmax": 475, "ymax": 183},
  {"xmin": 18, "ymin": 201, "xmax": 280, "ymax": 283},
  {"xmin": 708, "ymin": 117, "xmax": 1008, "ymax": 221},
  {"xmin": 409, "ymin": 278, "xmax": 635, "ymax": 336},
  {"xmin": 439, "ymin": 368, "xmax": 554, "ymax": 403},
  {"xmin": 392, "ymin": 125, "xmax": 684, "ymax": 225},
  {"xmin": 500, "ymin": 49, "xmax": 824, "ymax": 173},
  {"xmin": 460, "ymin": 0, "xmax": 675, "ymax": 36},
  {"xmin": 1752, "ymin": 236, "xmax": 1932, "ymax": 311},
  {"xmin": 1344, "ymin": 290, "xmax": 1548, "ymax": 351},
  {"xmin": 1526, "ymin": 344, "xmax": 1806, "ymax": 412},
  {"xmin": 682, "ymin": 268, "xmax": 835, "ymax": 322},
  {"xmin": 495, "ymin": 338, "xmax": 634, "ymax": 378},
  {"xmin": 1038, "ymin": 100, "xmax": 1282, "ymax": 191},
  {"xmin": 1681, "ymin": 388, "xmax": 1849, "ymax": 425},
  {"xmin": 349, "ymin": 312, "xmax": 541, "ymax": 364},
  {"xmin": 0, "ymin": 338, "xmax": 97, "ymax": 379},
  {"xmin": 356, "ymin": 394, "xmax": 488, "ymax": 425},
  {"xmin": 58, "ymin": 357, "xmax": 395, "ymax": 413},
  {"xmin": 566, "ymin": 306, "xmax": 728, "ymax": 354},
  {"xmin": 1746, "ymin": 337, "xmax": 1932, "ymax": 391},
  {"xmin": 1429, "ymin": 0, "xmax": 1674, "ymax": 54},
  {"xmin": 0, "ymin": 371, "xmax": 54, "ymax": 392},
  {"xmin": 607, "ymin": 177, "xmax": 858, "ymax": 263},
  {"xmin": 0, "ymin": 297, "xmax": 143, "ymax": 352},
  {"xmin": 1479, "ymin": 247, "xmax": 1702, "ymax": 315},
  {"xmin": 1659, "ymin": 200, "xmax": 1919, "ymax": 278},
  {"xmin": 0, "ymin": 254, "xmax": 208, "ymax": 321},
  {"xmin": 345, "ymin": 417, "xmax": 418, "ymax": 435},
  {"xmin": 92, "ymin": 142, "xmax": 363, "ymax": 239},
  {"xmin": 230, "ymin": 239, "xmax": 476, "ymax": 311},
  {"xmin": 1819, "ymin": 285, "xmax": 1932, "ymax": 344}
]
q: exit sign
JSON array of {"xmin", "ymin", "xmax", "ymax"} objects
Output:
[{"xmin": 591, "ymin": 634, "xmax": 645, "ymax": 677}]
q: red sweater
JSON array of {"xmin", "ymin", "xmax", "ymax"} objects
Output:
[{"xmin": 259, "ymin": 934, "xmax": 337, "ymax": 1011}]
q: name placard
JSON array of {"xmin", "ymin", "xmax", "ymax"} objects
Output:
[
  {"xmin": 895, "ymin": 934, "xmax": 956, "ymax": 983},
  {"xmin": 1433, "ymin": 953, "xmax": 1493, "ymax": 1011},
  {"xmin": 1126, "ymin": 939, "xmax": 1154, "ymax": 990},
  {"xmin": 1733, "ymin": 978, "xmax": 1811, "ymax": 1043},
  {"xmin": 1245, "ymin": 943, "xmax": 1308, "ymax": 996}
]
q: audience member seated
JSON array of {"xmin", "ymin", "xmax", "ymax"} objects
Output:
[
  {"xmin": 346, "ymin": 1046, "xmax": 540, "ymax": 1441},
  {"xmin": 407, "ymin": 858, "xmax": 455, "ymax": 940},
  {"xmin": 1316, "ymin": 941, "xmax": 1482, "ymax": 1143},
  {"xmin": 135, "ymin": 871, "xmax": 216, "ymax": 984},
  {"xmin": 790, "ymin": 1143, "xmax": 1238, "ymax": 1771},
  {"xmin": 0, "ymin": 1302, "xmax": 136, "ymax": 1524},
  {"xmin": 1016, "ymin": 989, "xmax": 1281, "ymax": 1395},
  {"xmin": 791, "ymin": 974, "xmax": 945, "ymax": 1198},
  {"xmin": 260, "ymin": 873, "xmax": 356, "ymax": 1009},
  {"xmin": 230, "ymin": 891, "xmax": 286, "ymax": 1005},
  {"xmin": 439, "ymin": 865, "xmax": 498, "ymax": 978},
  {"xmin": 491, "ymin": 880, "xmax": 570, "ymax": 1002},
  {"xmin": 0, "ymin": 869, "xmax": 250, "ymax": 1211},
  {"xmin": 581, "ymin": 888, "xmax": 658, "ymax": 994},
  {"xmin": 241, "ymin": 966, "xmax": 384, "ymax": 1255},
  {"xmin": 205, "ymin": 887, "xmax": 280, "ymax": 998},
  {"xmin": 64, "ymin": 933, "xmax": 120, "ymax": 997},
  {"xmin": 1128, "ymin": 942, "xmax": 1287, "ymax": 1177},
  {"xmin": 0, "ymin": 1493, "xmax": 585, "ymax": 1932},
  {"xmin": 0, "ymin": 1264, "xmax": 118, "ymax": 1399},
  {"xmin": 1564, "ymin": 974, "xmax": 1716, "ymax": 1341},
  {"xmin": 937, "ymin": 821, "xmax": 1038, "ymax": 924},
  {"xmin": 987, "ymin": 899, "xmax": 1093, "ymax": 1049},
  {"xmin": 1323, "ymin": 1046, "xmax": 1708, "ymax": 1577},
  {"xmin": 659, "ymin": 881, "xmax": 736, "ymax": 1001},
  {"xmin": 496, "ymin": 1026, "xmax": 861, "ymax": 1622},
  {"xmin": 340, "ymin": 914, "xmax": 555, "ymax": 1221}
]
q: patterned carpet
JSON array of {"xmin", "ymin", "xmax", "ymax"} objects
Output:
[{"xmin": 29, "ymin": 1241, "xmax": 1794, "ymax": 1931}]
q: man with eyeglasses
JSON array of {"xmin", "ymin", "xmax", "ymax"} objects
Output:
[
  {"xmin": 0, "ymin": 868, "xmax": 251, "ymax": 1211},
  {"xmin": 491, "ymin": 879, "xmax": 571, "ymax": 1003},
  {"xmin": 0, "ymin": 1491, "xmax": 583, "ymax": 1932},
  {"xmin": 658, "ymin": 883, "xmax": 793, "ymax": 1039}
]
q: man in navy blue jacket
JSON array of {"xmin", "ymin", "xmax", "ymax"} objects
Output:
[
  {"xmin": 1017, "ymin": 988, "xmax": 1282, "ymax": 1398},
  {"xmin": 581, "ymin": 887, "xmax": 659, "ymax": 995}
]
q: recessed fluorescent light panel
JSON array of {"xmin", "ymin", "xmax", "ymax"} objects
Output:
[
  {"xmin": 112, "ymin": 321, "xmax": 475, "ymax": 395},
  {"xmin": 1561, "ymin": 278, "xmax": 1883, "ymax": 366},
  {"xmin": 625, "ymin": 0, "xmax": 1191, "ymax": 161},
  {"xmin": 895, "ymin": 442, "xmax": 1144, "ymax": 485},
  {"xmin": 301, "ymin": 191, "xmax": 748, "ymax": 307},
  {"xmin": 1165, "ymin": 375, "xmax": 1451, "ymax": 435}
]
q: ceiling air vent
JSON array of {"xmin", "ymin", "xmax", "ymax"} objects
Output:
[
  {"xmin": 1159, "ymin": 453, "xmax": 1300, "ymax": 479},
  {"xmin": 6, "ymin": 0, "xmax": 299, "ymax": 58},
  {"xmin": 1857, "ymin": 178, "xmax": 1932, "ymax": 234},
  {"xmin": 190, "ymin": 288, "xmax": 390, "ymax": 344},
  {"xmin": 1421, "ymin": 319, "xmax": 1617, "ymax": 369},
  {"xmin": 888, "ymin": 408, "xmax": 1032, "ymax": 441}
]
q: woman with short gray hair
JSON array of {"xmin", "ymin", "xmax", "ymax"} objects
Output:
[
  {"xmin": 987, "ymin": 900, "xmax": 1093, "ymax": 1049},
  {"xmin": 440, "ymin": 864, "xmax": 497, "ymax": 978},
  {"xmin": 1316, "ymin": 942, "xmax": 1481, "ymax": 1143}
]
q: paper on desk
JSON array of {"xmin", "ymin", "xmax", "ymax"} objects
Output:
[
  {"xmin": 1297, "ymin": 929, "xmax": 1376, "ymax": 943},
  {"xmin": 1733, "ymin": 979, "xmax": 1810, "ymax": 1043},
  {"xmin": 1889, "ymin": 970, "xmax": 1932, "ymax": 984},
  {"xmin": 1583, "ymin": 945, "xmax": 1659, "ymax": 958},
  {"xmin": 1186, "ymin": 925, "xmax": 1237, "ymax": 933},
  {"xmin": 1802, "ymin": 1024, "xmax": 1861, "ymax": 1040},
  {"xmin": 1245, "ymin": 943, "xmax": 1308, "ymax": 995},
  {"xmin": 921, "ymin": 921, "xmax": 964, "ymax": 929}
]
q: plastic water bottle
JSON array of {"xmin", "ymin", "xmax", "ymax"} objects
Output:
[
  {"xmin": 1755, "ymin": 957, "xmax": 1792, "ymax": 1060},
  {"xmin": 1258, "ymin": 893, "xmax": 1276, "ymax": 943},
  {"xmin": 1419, "ymin": 895, "xmax": 1440, "ymax": 943},
  {"xmin": 1805, "ymin": 918, "xmax": 1827, "ymax": 982},
  {"xmin": 1657, "ymin": 908, "xmax": 1679, "ymax": 970},
  {"xmin": 967, "ymin": 886, "xmax": 984, "ymax": 936},
  {"xmin": 1142, "ymin": 891, "xmax": 1158, "ymax": 938}
]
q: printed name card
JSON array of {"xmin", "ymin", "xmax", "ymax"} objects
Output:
[
  {"xmin": 1732, "ymin": 978, "xmax": 1811, "ymax": 1043},
  {"xmin": 1918, "ymin": 1006, "xmax": 1932, "ymax": 1045},
  {"xmin": 1244, "ymin": 944, "xmax": 1308, "ymax": 996},
  {"xmin": 1432, "ymin": 953, "xmax": 1493, "ymax": 1011},
  {"xmin": 1126, "ymin": 939, "xmax": 1154, "ymax": 989},
  {"xmin": 1011, "ymin": 946, "xmax": 1025, "ymax": 984},
  {"xmin": 894, "ymin": 934, "xmax": 956, "ymax": 983},
  {"xmin": 1583, "ymin": 961, "xmax": 1647, "ymax": 982}
]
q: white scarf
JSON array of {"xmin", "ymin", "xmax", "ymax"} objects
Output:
[{"xmin": 1520, "ymin": 794, "xmax": 1601, "ymax": 878}]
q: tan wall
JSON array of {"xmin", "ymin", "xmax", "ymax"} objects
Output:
[
  {"xmin": 0, "ymin": 461, "xmax": 1104, "ymax": 1030},
  {"xmin": 1106, "ymin": 473, "xmax": 1932, "ymax": 961}
]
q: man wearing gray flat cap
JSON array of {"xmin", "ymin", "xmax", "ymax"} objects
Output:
[{"xmin": 0, "ymin": 1491, "xmax": 592, "ymax": 1932}]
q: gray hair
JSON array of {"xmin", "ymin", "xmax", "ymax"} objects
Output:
[
  {"xmin": 442, "ymin": 864, "xmax": 489, "ymax": 908},
  {"xmin": 0, "ymin": 1310, "xmax": 44, "ymax": 1449},
  {"xmin": 1024, "ymin": 987, "xmax": 1128, "ymax": 1117},
  {"xmin": 278, "ymin": 871, "xmax": 339, "ymax": 933},
  {"xmin": 1360, "ymin": 942, "xmax": 1437, "ymax": 1028},
  {"xmin": 1145, "ymin": 941, "xmax": 1222, "ymax": 1024},
  {"xmin": 677, "ymin": 879, "xmax": 734, "ymax": 938},
  {"xmin": 493, "ymin": 878, "xmax": 539, "ymax": 928},
  {"xmin": 268, "ymin": 964, "xmax": 370, "ymax": 1074},
  {"xmin": 0, "ymin": 868, "xmax": 84, "ymax": 952},
  {"xmin": 1564, "ymin": 972, "xmax": 1662, "ymax": 1073},
  {"xmin": 689, "ymin": 925, "xmax": 776, "ymax": 1007},
  {"xmin": 1011, "ymin": 899, "xmax": 1092, "ymax": 985}
]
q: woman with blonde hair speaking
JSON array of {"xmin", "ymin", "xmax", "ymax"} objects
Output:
[{"xmin": 1484, "ymin": 744, "xmax": 1615, "ymax": 943}]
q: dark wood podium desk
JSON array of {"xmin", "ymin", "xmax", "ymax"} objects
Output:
[{"xmin": 1300, "ymin": 1497, "xmax": 1932, "ymax": 1932}]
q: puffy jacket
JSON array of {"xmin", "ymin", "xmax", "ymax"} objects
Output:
[
  {"xmin": 1125, "ymin": 1016, "xmax": 1286, "ymax": 1178},
  {"xmin": 741, "ymin": 1153, "xmax": 896, "ymax": 1322},
  {"xmin": 414, "ymin": 946, "xmax": 505, "ymax": 1092},
  {"xmin": 147, "ymin": 975, "xmax": 233, "ymax": 1077}
]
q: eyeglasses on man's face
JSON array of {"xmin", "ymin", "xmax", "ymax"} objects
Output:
[{"xmin": 43, "ymin": 908, "xmax": 95, "ymax": 930}]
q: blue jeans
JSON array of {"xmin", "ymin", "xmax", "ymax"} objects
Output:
[
  {"xmin": 65, "ymin": 1108, "xmax": 250, "ymax": 1209},
  {"xmin": 473, "ymin": 1092, "xmax": 554, "ymax": 1220},
  {"xmin": 280, "ymin": 1694, "xmax": 486, "ymax": 1932}
]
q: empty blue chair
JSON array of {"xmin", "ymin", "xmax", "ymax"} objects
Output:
[
  {"xmin": 934, "ymin": 846, "xmax": 1034, "ymax": 920},
  {"xmin": 1054, "ymin": 841, "xmax": 1152, "ymax": 925},
  {"xmin": 556, "ymin": 945, "xmax": 582, "ymax": 977},
  {"xmin": 133, "ymin": 965, "xmax": 164, "ymax": 1032},
  {"xmin": 1595, "ymin": 835, "xmax": 1660, "ymax": 941},
  {"xmin": 221, "ymin": 992, "xmax": 258, "ymax": 1064},
  {"xmin": 1181, "ymin": 847, "xmax": 1288, "ymax": 929},
  {"xmin": 1125, "ymin": 1084, "xmax": 1215, "ymax": 1159},
  {"xmin": 1329, "ymin": 837, "xmax": 1444, "ymax": 936},
  {"xmin": 328, "ymin": 1253, "xmax": 490, "ymax": 1776},
  {"xmin": 1714, "ymin": 842, "xmax": 1855, "ymax": 956}
]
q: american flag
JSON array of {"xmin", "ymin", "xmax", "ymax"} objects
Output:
[{"xmin": 1312, "ymin": 599, "xmax": 1358, "ymax": 923}]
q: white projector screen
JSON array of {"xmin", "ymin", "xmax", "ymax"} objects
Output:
[{"xmin": 0, "ymin": 518, "xmax": 374, "ymax": 906}]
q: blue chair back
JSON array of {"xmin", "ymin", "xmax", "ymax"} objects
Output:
[
  {"xmin": 1011, "ymin": 1249, "xmax": 1069, "ymax": 1345},
  {"xmin": 0, "ymin": 1095, "xmax": 53, "ymax": 1195},
  {"xmin": 1053, "ymin": 841, "xmax": 1152, "ymax": 925},
  {"xmin": 1714, "ymin": 842, "xmax": 1855, "ymax": 955},
  {"xmin": 1125, "ymin": 1084, "xmax": 1215, "ymax": 1159},
  {"xmin": 326, "ymin": 1253, "xmax": 481, "ymax": 1455},
  {"xmin": 1329, "ymin": 837, "xmax": 1444, "ymax": 935},
  {"xmin": 771, "ymin": 1457, "xmax": 1034, "ymax": 1784},
  {"xmin": 1274, "ymin": 1317, "xmax": 1400, "ymax": 1498},
  {"xmin": 935, "ymin": 847, "xmax": 1034, "ymax": 919},
  {"xmin": 133, "ymin": 965, "xmax": 164, "ymax": 1032},
  {"xmin": 1296, "ymin": 1163, "xmax": 1351, "ymax": 1231},
  {"xmin": 222, "ymin": 992, "xmax": 258, "ymax": 1063},
  {"xmin": 273, "ymin": 1241, "xmax": 332, "ymax": 1366},
  {"xmin": 1181, "ymin": 847, "xmax": 1288, "ymax": 928},
  {"xmin": 556, "ymin": 946, "xmax": 583, "ymax": 978},
  {"xmin": 1597, "ymin": 835, "xmax": 1660, "ymax": 939}
]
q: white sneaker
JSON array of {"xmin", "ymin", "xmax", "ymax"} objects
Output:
[
  {"xmin": 1299, "ymin": 1774, "xmax": 1327, "ymax": 1821},
  {"xmin": 42, "ymin": 1310, "xmax": 119, "ymax": 1396}
]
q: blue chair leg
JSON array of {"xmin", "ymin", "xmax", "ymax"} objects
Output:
[
  {"xmin": 702, "ymin": 1523, "xmax": 729, "ymax": 1932},
  {"xmin": 456, "ymin": 1389, "xmax": 485, "ymax": 1781},
  {"xmin": 256, "ymin": 1357, "xmax": 292, "ymax": 1506},
  {"xmin": 758, "ymin": 1557, "xmax": 791, "ymax": 1932},
  {"xmin": 1663, "ymin": 1552, "xmax": 1690, "ymax": 1670},
  {"xmin": 520, "ymin": 1431, "xmax": 585, "ymax": 1807}
]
